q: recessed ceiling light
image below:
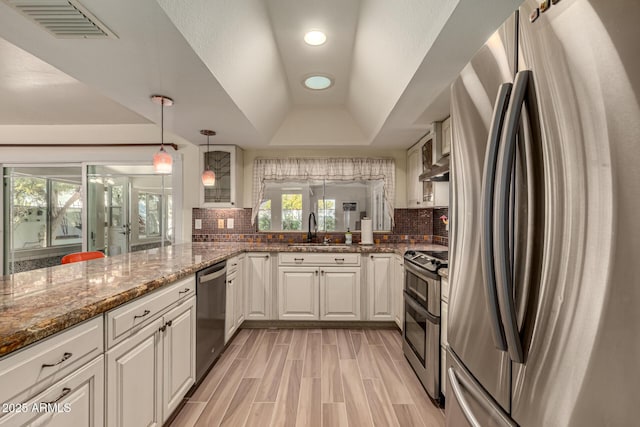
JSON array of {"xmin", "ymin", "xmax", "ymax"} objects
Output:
[
  {"xmin": 304, "ymin": 30, "xmax": 327, "ymax": 46},
  {"xmin": 303, "ymin": 75, "xmax": 333, "ymax": 90}
]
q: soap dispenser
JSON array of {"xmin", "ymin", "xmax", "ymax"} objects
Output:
[{"xmin": 345, "ymin": 228, "xmax": 353, "ymax": 245}]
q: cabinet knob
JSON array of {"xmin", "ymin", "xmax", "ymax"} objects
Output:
[{"xmin": 166, "ymin": 320, "xmax": 173, "ymax": 328}]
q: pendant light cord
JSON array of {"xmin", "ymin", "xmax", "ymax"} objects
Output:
[{"xmin": 160, "ymin": 100, "xmax": 164, "ymax": 152}]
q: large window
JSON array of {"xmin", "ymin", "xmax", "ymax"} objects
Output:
[
  {"xmin": 257, "ymin": 180, "xmax": 391, "ymax": 232},
  {"xmin": 6, "ymin": 169, "xmax": 82, "ymax": 251},
  {"xmin": 318, "ymin": 199, "xmax": 336, "ymax": 231},
  {"xmin": 138, "ymin": 192, "xmax": 161, "ymax": 238},
  {"xmin": 281, "ymin": 194, "xmax": 302, "ymax": 231},
  {"xmin": 258, "ymin": 200, "xmax": 272, "ymax": 231}
]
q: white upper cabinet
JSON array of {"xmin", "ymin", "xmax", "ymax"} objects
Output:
[
  {"xmin": 200, "ymin": 145, "xmax": 244, "ymax": 208},
  {"xmin": 407, "ymin": 121, "xmax": 450, "ymax": 208}
]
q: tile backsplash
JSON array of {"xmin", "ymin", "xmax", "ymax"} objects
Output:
[{"xmin": 192, "ymin": 207, "xmax": 448, "ymax": 246}]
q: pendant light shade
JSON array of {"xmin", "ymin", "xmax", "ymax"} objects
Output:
[
  {"xmin": 151, "ymin": 95, "xmax": 174, "ymax": 174},
  {"xmin": 200, "ymin": 129, "xmax": 217, "ymax": 187}
]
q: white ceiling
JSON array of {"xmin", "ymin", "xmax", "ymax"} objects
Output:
[{"xmin": 0, "ymin": 0, "xmax": 522, "ymax": 150}]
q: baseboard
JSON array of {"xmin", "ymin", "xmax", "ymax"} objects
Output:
[{"xmin": 241, "ymin": 320, "xmax": 400, "ymax": 330}]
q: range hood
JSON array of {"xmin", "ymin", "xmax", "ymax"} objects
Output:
[{"xmin": 419, "ymin": 156, "xmax": 449, "ymax": 182}]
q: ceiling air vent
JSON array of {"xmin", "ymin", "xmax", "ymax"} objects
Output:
[{"xmin": 3, "ymin": 0, "xmax": 117, "ymax": 39}]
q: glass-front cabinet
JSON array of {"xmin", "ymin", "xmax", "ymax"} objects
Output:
[{"xmin": 200, "ymin": 145, "xmax": 243, "ymax": 207}]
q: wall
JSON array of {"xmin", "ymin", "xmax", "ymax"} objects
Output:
[{"xmin": 192, "ymin": 207, "xmax": 448, "ymax": 246}]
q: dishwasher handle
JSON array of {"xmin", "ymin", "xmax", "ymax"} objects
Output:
[{"xmin": 199, "ymin": 267, "xmax": 227, "ymax": 283}]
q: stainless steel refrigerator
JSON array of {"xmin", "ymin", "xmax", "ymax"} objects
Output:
[{"xmin": 447, "ymin": 1, "xmax": 640, "ymax": 426}]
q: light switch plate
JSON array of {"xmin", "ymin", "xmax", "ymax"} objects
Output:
[
  {"xmin": 227, "ymin": 218, "xmax": 234, "ymax": 229},
  {"xmin": 217, "ymin": 219, "xmax": 225, "ymax": 228},
  {"xmin": 194, "ymin": 219, "xmax": 202, "ymax": 230}
]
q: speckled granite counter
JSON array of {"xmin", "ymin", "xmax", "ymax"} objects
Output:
[
  {"xmin": 0, "ymin": 242, "xmax": 446, "ymax": 358},
  {"xmin": 439, "ymin": 268, "xmax": 449, "ymax": 279}
]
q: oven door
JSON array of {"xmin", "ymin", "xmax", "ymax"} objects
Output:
[
  {"xmin": 403, "ymin": 290, "xmax": 441, "ymax": 401},
  {"xmin": 404, "ymin": 261, "xmax": 440, "ymax": 315}
]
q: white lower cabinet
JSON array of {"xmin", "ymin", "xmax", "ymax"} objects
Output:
[
  {"xmin": 367, "ymin": 254, "xmax": 394, "ymax": 321},
  {"xmin": 225, "ymin": 269, "xmax": 237, "ymax": 342},
  {"xmin": 106, "ymin": 317, "xmax": 163, "ymax": 427},
  {"xmin": 106, "ymin": 295, "xmax": 196, "ymax": 426},
  {"xmin": 394, "ymin": 254, "xmax": 405, "ymax": 330},
  {"xmin": 320, "ymin": 267, "xmax": 360, "ymax": 320},
  {"xmin": 245, "ymin": 253, "xmax": 272, "ymax": 320},
  {"xmin": 278, "ymin": 267, "xmax": 319, "ymax": 320},
  {"xmin": 0, "ymin": 355, "xmax": 104, "ymax": 427},
  {"xmin": 235, "ymin": 255, "xmax": 246, "ymax": 327},
  {"xmin": 162, "ymin": 299, "xmax": 197, "ymax": 420}
]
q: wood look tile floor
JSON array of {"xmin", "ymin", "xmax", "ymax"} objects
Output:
[{"xmin": 170, "ymin": 328, "xmax": 445, "ymax": 427}]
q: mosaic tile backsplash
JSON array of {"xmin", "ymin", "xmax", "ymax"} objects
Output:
[{"xmin": 193, "ymin": 207, "xmax": 448, "ymax": 246}]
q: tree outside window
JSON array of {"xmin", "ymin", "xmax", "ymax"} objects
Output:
[
  {"xmin": 282, "ymin": 194, "xmax": 302, "ymax": 231},
  {"xmin": 258, "ymin": 200, "xmax": 272, "ymax": 231},
  {"xmin": 10, "ymin": 176, "xmax": 82, "ymax": 250},
  {"xmin": 318, "ymin": 199, "xmax": 336, "ymax": 231}
]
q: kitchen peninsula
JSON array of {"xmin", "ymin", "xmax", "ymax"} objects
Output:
[{"xmin": 0, "ymin": 241, "xmax": 447, "ymax": 357}]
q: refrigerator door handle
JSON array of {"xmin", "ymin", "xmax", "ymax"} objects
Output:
[
  {"xmin": 448, "ymin": 368, "xmax": 482, "ymax": 427},
  {"xmin": 480, "ymin": 82, "xmax": 512, "ymax": 352},
  {"xmin": 495, "ymin": 70, "xmax": 532, "ymax": 364}
]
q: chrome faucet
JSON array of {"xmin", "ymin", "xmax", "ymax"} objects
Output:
[{"xmin": 307, "ymin": 212, "xmax": 317, "ymax": 242}]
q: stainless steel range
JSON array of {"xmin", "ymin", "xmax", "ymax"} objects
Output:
[{"xmin": 403, "ymin": 250, "xmax": 447, "ymax": 405}]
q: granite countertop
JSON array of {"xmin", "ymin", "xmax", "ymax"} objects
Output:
[
  {"xmin": 439, "ymin": 268, "xmax": 449, "ymax": 279},
  {"xmin": 0, "ymin": 241, "xmax": 446, "ymax": 358}
]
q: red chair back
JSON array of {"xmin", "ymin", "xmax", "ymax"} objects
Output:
[{"xmin": 61, "ymin": 251, "xmax": 105, "ymax": 264}]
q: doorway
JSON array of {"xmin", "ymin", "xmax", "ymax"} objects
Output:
[{"xmin": 87, "ymin": 164, "xmax": 172, "ymax": 256}]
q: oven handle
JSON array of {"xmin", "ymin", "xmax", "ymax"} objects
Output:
[
  {"xmin": 404, "ymin": 261, "xmax": 438, "ymax": 283},
  {"xmin": 404, "ymin": 291, "xmax": 439, "ymax": 325}
]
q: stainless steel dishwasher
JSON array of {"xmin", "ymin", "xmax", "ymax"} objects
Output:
[{"xmin": 195, "ymin": 260, "xmax": 226, "ymax": 382}]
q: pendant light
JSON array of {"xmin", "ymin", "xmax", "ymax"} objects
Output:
[
  {"xmin": 201, "ymin": 129, "xmax": 216, "ymax": 187},
  {"xmin": 151, "ymin": 95, "xmax": 174, "ymax": 174}
]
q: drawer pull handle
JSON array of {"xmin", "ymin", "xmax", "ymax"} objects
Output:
[
  {"xmin": 179, "ymin": 288, "xmax": 191, "ymax": 295},
  {"xmin": 45, "ymin": 387, "xmax": 71, "ymax": 405},
  {"xmin": 42, "ymin": 352, "xmax": 72, "ymax": 368},
  {"xmin": 134, "ymin": 309, "xmax": 150, "ymax": 319},
  {"xmin": 334, "ymin": 258, "xmax": 345, "ymax": 262},
  {"xmin": 294, "ymin": 258, "xmax": 304, "ymax": 262}
]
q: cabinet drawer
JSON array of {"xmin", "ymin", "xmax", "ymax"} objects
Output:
[
  {"xmin": 0, "ymin": 355, "xmax": 104, "ymax": 426},
  {"xmin": 106, "ymin": 276, "xmax": 195, "ymax": 348},
  {"xmin": 279, "ymin": 253, "xmax": 360, "ymax": 266},
  {"xmin": 0, "ymin": 316, "xmax": 103, "ymax": 410},
  {"xmin": 227, "ymin": 256, "xmax": 240, "ymax": 275}
]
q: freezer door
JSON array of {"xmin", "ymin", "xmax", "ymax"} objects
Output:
[
  {"xmin": 448, "ymin": 14, "xmax": 516, "ymax": 412},
  {"xmin": 512, "ymin": 1, "xmax": 640, "ymax": 426},
  {"xmin": 446, "ymin": 349, "xmax": 516, "ymax": 427}
]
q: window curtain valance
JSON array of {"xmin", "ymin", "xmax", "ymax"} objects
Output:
[{"xmin": 251, "ymin": 157, "xmax": 395, "ymax": 226}]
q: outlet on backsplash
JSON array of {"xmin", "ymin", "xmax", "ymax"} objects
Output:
[{"xmin": 217, "ymin": 219, "xmax": 225, "ymax": 228}]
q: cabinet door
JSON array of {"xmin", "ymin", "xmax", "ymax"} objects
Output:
[
  {"xmin": 200, "ymin": 145, "xmax": 243, "ymax": 207},
  {"xmin": 394, "ymin": 255, "xmax": 405, "ymax": 330},
  {"xmin": 320, "ymin": 267, "xmax": 361, "ymax": 320},
  {"xmin": 407, "ymin": 145, "xmax": 422, "ymax": 207},
  {"xmin": 106, "ymin": 318, "xmax": 163, "ymax": 427},
  {"xmin": 367, "ymin": 254, "xmax": 394, "ymax": 320},
  {"xmin": 162, "ymin": 297, "xmax": 196, "ymax": 422},
  {"xmin": 225, "ymin": 272, "xmax": 236, "ymax": 342},
  {"xmin": 0, "ymin": 356, "xmax": 104, "ymax": 427},
  {"xmin": 246, "ymin": 253, "xmax": 272, "ymax": 319},
  {"xmin": 235, "ymin": 255, "xmax": 245, "ymax": 327},
  {"xmin": 278, "ymin": 267, "xmax": 319, "ymax": 320}
]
